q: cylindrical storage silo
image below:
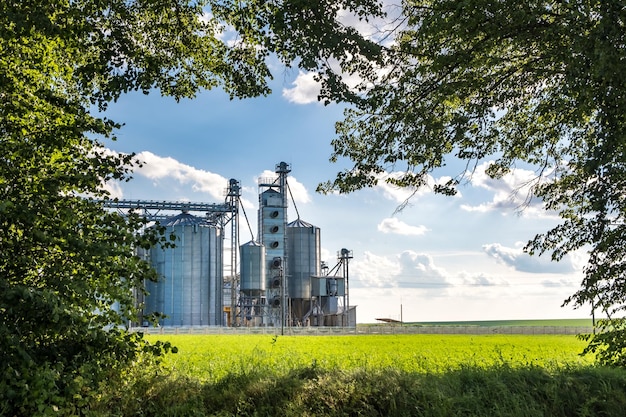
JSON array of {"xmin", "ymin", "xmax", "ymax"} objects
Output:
[
  {"xmin": 240, "ymin": 240, "xmax": 266, "ymax": 295},
  {"xmin": 286, "ymin": 219, "xmax": 320, "ymax": 299},
  {"xmin": 145, "ymin": 212, "xmax": 223, "ymax": 326}
]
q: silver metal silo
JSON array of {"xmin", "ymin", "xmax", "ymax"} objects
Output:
[
  {"xmin": 145, "ymin": 212, "xmax": 223, "ymax": 326},
  {"xmin": 240, "ymin": 240, "xmax": 266, "ymax": 294},
  {"xmin": 287, "ymin": 219, "xmax": 320, "ymax": 299}
]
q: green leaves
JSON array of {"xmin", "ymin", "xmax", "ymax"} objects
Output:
[
  {"xmin": 0, "ymin": 0, "xmax": 246, "ymax": 413},
  {"xmin": 1, "ymin": 0, "xmax": 392, "ymax": 411},
  {"xmin": 319, "ymin": 0, "xmax": 626, "ymax": 364}
]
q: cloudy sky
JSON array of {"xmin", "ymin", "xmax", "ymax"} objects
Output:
[
  {"xmin": 99, "ymin": 76, "xmax": 590, "ymax": 324},
  {"xmin": 98, "ymin": 10, "xmax": 590, "ymax": 323}
]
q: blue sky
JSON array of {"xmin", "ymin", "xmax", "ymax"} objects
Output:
[{"xmin": 100, "ymin": 69, "xmax": 590, "ymax": 324}]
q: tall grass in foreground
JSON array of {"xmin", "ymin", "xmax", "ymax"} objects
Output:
[{"xmin": 92, "ymin": 334, "xmax": 626, "ymax": 416}]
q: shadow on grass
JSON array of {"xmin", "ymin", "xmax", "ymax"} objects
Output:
[{"xmin": 97, "ymin": 364, "xmax": 626, "ymax": 417}]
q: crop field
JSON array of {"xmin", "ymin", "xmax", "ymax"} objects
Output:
[
  {"xmin": 96, "ymin": 334, "xmax": 626, "ymax": 416},
  {"xmin": 146, "ymin": 334, "xmax": 594, "ymax": 381}
]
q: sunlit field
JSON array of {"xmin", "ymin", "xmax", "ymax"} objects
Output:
[
  {"xmin": 146, "ymin": 334, "xmax": 593, "ymax": 381},
  {"xmin": 93, "ymin": 333, "xmax": 626, "ymax": 416}
]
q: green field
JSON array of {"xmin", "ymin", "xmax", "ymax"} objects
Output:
[
  {"xmin": 148, "ymin": 334, "xmax": 593, "ymax": 380},
  {"xmin": 95, "ymin": 333, "xmax": 626, "ymax": 416}
]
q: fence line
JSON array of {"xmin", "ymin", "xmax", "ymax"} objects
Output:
[{"xmin": 134, "ymin": 325, "xmax": 594, "ymax": 336}]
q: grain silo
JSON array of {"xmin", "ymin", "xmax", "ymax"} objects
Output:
[
  {"xmin": 286, "ymin": 218, "xmax": 321, "ymax": 325},
  {"xmin": 239, "ymin": 240, "xmax": 266, "ymax": 326},
  {"xmin": 240, "ymin": 240, "xmax": 266, "ymax": 294},
  {"xmin": 145, "ymin": 212, "xmax": 223, "ymax": 326}
]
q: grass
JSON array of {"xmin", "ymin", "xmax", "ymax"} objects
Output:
[
  {"xmin": 150, "ymin": 334, "xmax": 594, "ymax": 379},
  {"xmin": 91, "ymin": 334, "xmax": 626, "ymax": 416}
]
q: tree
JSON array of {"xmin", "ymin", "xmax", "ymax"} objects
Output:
[
  {"xmin": 318, "ymin": 0, "xmax": 626, "ymax": 362},
  {"xmin": 0, "ymin": 0, "xmax": 382, "ymax": 413}
]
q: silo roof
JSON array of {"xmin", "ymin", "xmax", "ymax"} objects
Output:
[
  {"xmin": 160, "ymin": 212, "xmax": 208, "ymax": 227},
  {"xmin": 287, "ymin": 218, "xmax": 315, "ymax": 228},
  {"xmin": 241, "ymin": 240, "xmax": 263, "ymax": 247}
]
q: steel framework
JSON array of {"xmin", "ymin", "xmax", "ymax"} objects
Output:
[{"xmin": 100, "ymin": 179, "xmax": 241, "ymax": 326}]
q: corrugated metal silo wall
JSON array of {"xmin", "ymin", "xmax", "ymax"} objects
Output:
[
  {"xmin": 240, "ymin": 241, "xmax": 266, "ymax": 294},
  {"xmin": 146, "ymin": 223, "xmax": 223, "ymax": 326},
  {"xmin": 287, "ymin": 222, "xmax": 320, "ymax": 299}
]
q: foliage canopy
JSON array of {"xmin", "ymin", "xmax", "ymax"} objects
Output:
[
  {"xmin": 318, "ymin": 0, "xmax": 626, "ymax": 363},
  {"xmin": 0, "ymin": 0, "xmax": 381, "ymax": 413}
]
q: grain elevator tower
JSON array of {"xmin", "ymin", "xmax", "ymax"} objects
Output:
[{"xmin": 257, "ymin": 162, "xmax": 290, "ymax": 327}]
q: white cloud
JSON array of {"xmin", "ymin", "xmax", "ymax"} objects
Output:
[
  {"xmin": 349, "ymin": 249, "xmax": 584, "ymax": 323},
  {"xmin": 397, "ymin": 251, "xmax": 451, "ymax": 290},
  {"xmin": 281, "ymin": 2, "xmax": 405, "ymax": 106},
  {"xmin": 134, "ymin": 151, "xmax": 227, "ymax": 200},
  {"xmin": 482, "ymin": 242, "xmax": 583, "ymax": 274},
  {"xmin": 238, "ymin": 197, "xmax": 256, "ymax": 211},
  {"xmin": 282, "ymin": 71, "xmax": 321, "ymax": 104},
  {"xmin": 287, "ymin": 177, "xmax": 311, "ymax": 204},
  {"xmin": 375, "ymin": 172, "xmax": 459, "ymax": 204},
  {"xmin": 377, "ymin": 217, "xmax": 428, "ymax": 236},
  {"xmin": 351, "ymin": 250, "xmax": 452, "ymax": 293},
  {"xmin": 351, "ymin": 251, "xmax": 401, "ymax": 288},
  {"xmin": 460, "ymin": 162, "xmax": 551, "ymax": 216},
  {"xmin": 541, "ymin": 278, "xmax": 578, "ymax": 288},
  {"xmin": 100, "ymin": 181, "xmax": 124, "ymax": 199},
  {"xmin": 336, "ymin": 2, "xmax": 405, "ymax": 47},
  {"xmin": 320, "ymin": 247, "xmax": 333, "ymax": 267},
  {"xmin": 459, "ymin": 272, "xmax": 506, "ymax": 288},
  {"xmin": 376, "ymin": 179, "xmax": 423, "ymax": 204}
]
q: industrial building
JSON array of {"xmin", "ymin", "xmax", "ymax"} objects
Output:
[{"xmin": 104, "ymin": 162, "xmax": 355, "ymax": 328}]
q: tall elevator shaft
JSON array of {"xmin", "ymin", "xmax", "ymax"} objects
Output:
[{"xmin": 257, "ymin": 162, "xmax": 290, "ymax": 327}]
